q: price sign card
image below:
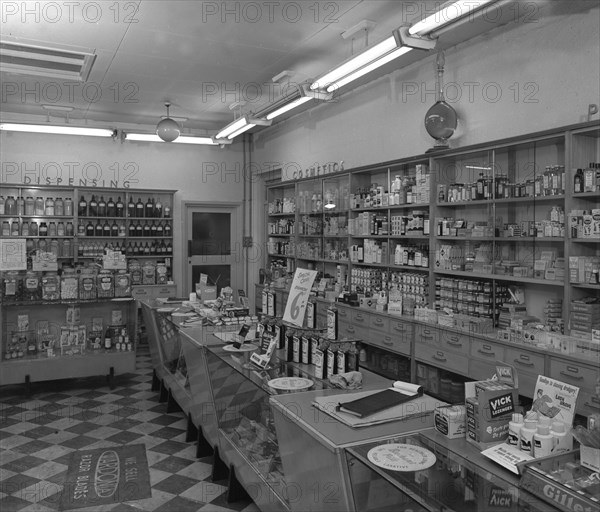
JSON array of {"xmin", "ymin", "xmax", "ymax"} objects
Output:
[{"xmin": 282, "ymin": 268, "xmax": 317, "ymax": 327}]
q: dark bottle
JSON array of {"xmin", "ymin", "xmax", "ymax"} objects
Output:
[
  {"xmin": 135, "ymin": 198, "xmax": 144, "ymax": 218},
  {"xmin": 103, "ymin": 221, "xmax": 111, "ymax": 237},
  {"xmin": 143, "ymin": 222, "xmax": 151, "ymax": 237},
  {"xmin": 89, "ymin": 195, "xmax": 98, "ymax": 216},
  {"xmin": 104, "ymin": 328, "xmax": 112, "ymax": 350},
  {"xmin": 127, "ymin": 197, "xmax": 136, "ymax": 217},
  {"xmin": 128, "ymin": 222, "xmax": 136, "ymax": 237},
  {"xmin": 39, "ymin": 222, "xmax": 48, "ymax": 236},
  {"xmin": 97, "ymin": 196, "xmax": 107, "ymax": 216},
  {"xmin": 111, "ymin": 221, "xmax": 119, "ymax": 237},
  {"xmin": 476, "ymin": 173, "xmax": 485, "ymax": 200},
  {"xmin": 86, "ymin": 221, "xmax": 94, "ymax": 237},
  {"xmin": 95, "ymin": 222, "xmax": 103, "ymax": 236},
  {"xmin": 78, "ymin": 196, "xmax": 88, "ymax": 216},
  {"xmin": 156, "ymin": 222, "xmax": 164, "ymax": 236},
  {"xmin": 574, "ymin": 168, "xmax": 584, "ymax": 194},
  {"xmin": 144, "ymin": 242, "xmax": 150, "ymax": 255},
  {"xmin": 166, "ymin": 242, "xmax": 172, "ymax": 254},
  {"xmin": 135, "ymin": 221, "xmax": 143, "ymax": 237},
  {"xmin": 150, "ymin": 221, "xmax": 157, "ymax": 237},
  {"xmin": 164, "ymin": 222, "xmax": 172, "ymax": 237},
  {"xmin": 160, "ymin": 241, "xmax": 167, "ymax": 254},
  {"xmin": 106, "ymin": 197, "xmax": 116, "ymax": 217},
  {"xmin": 145, "ymin": 197, "xmax": 154, "ymax": 218},
  {"xmin": 115, "ymin": 197, "xmax": 124, "ymax": 217}
]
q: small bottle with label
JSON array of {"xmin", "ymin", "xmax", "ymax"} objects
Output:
[
  {"xmin": 533, "ymin": 424, "xmax": 553, "ymax": 458},
  {"xmin": 104, "ymin": 328, "xmax": 112, "ymax": 350},
  {"xmin": 520, "ymin": 419, "xmax": 538, "ymax": 454}
]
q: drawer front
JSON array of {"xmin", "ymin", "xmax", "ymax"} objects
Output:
[
  {"xmin": 471, "ymin": 339, "xmax": 506, "ymax": 362},
  {"xmin": 367, "ymin": 330, "xmax": 411, "ymax": 357},
  {"xmin": 415, "ymin": 324, "xmax": 439, "ymax": 345},
  {"xmin": 505, "ymin": 347, "xmax": 545, "ymax": 376},
  {"xmin": 440, "ymin": 330, "xmax": 469, "ymax": 354},
  {"xmin": 351, "ymin": 309, "xmax": 371, "ymax": 328},
  {"xmin": 131, "ymin": 287, "xmax": 150, "ymax": 300},
  {"xmin": 389, "ymin": 319, "xmax": 414, "ymax": 338},
  {"xmin": 369, "ymin": 314, "xmax": 389, "ymax": 332},
  {"xmin": 339, "ymin": 323, "xmax": 369, "ymax": 341},
  {"xmin": 415, "ymin": 343, "xmax": 468, "ymax": 375},
  {"xmin": 550, "ymin": 359, "xmax": 600, "ymax": 395},
  {"xmin": 156, "ymin": 286, "xmax": 176, "ymax": 297},
  {"xmin": 578, "ymin": 392, "xmax": 600, "ymax": 417}
]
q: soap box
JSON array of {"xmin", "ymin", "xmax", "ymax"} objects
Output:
[{"xmin": 434, "ymin": 404, "xmax": 466, "ymax": 439}]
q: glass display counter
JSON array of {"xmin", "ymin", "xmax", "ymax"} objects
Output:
[
  {"xmin": 344, "ymin": 430, "xmax": 556, "ymax": 512},
  {"xmin": 205, "ymin": 344, "xmax": 333, "ymax": 512}
]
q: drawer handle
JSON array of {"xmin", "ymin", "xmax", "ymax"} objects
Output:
[
  {"xmin": 433, "ymin": 354, "xmax": 447, "ymax": 362},
  {"xmin": 374, "ymin": 319, "xmax": 384, "ymax": 325},
  {"xmin": 514, "ymin": 359, "xmax": 534, "ymax": 367},
  {"xmin": 394, "ymin": 326, "xmax": 407, "ymax": 332},
  {"xmin": 421, "ymin": 334, "xmax": 434, "ymax": 339},
  {"xmin": 347, "ymin": 327, "xmax": 355, "ymax": 333},
  {"xmin": 448, "ymin": 336, "xmax": 459, "ymax": 342},
  {"xmin": 447, "ymin": 340, "xmax": 462, "ymax": 347},
  {"xmin": 477, "ymin": 349, "xmax": 495, "ymax": 357},
  {"xmin": 560, "ymin": 371, "xmax": 583, "ymax": 381},
  {"xmin": 383, "ymin": 338, "xmax": 393, "ymax": 346}
]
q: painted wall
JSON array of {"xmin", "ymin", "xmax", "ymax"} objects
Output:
[
  {"xmin": 252, "ymin": 4, "xmax": 600, "ymax": 176},
  {"xmin": 0, "ymin": 131, "xmax": 246, "ymax": 290}
]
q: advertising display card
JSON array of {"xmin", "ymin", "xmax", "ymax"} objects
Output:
[
  {"xmin": 282, "ymin": 268, "xmax": 318, "ymax": 327},
  {"xmin": 531, "ymin": 375, "xmax": 579, "ymax": 426}
]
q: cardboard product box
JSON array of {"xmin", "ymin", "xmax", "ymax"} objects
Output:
[{"xmin": 434, "ymin": 405, "xmax": 466, "ymax": 439}]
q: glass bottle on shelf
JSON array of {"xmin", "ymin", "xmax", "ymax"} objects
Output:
[
  {"xmin": 95, "ymin": 222, "xmax": 103, "ymax": 236},
  {"xmin": 155, "ymin": 198, "xmax": 162, "ymax": 218},
  {"xmin": 128, "ymin": 222, "xmax": 136, "ymax": 237},
  {"xmin": 44, "ymin": 197, "xmax": 55, "ymax": 216},
  {"xmin": 574, "ymin": 168, "xmax": 584, "ymax": 194},
  {"xmin": 54, "ymin": 197, "xmax": 64, "ymax": 216},
  {"xmin": 86, "ymin": 220, "xmax": 94, "ymax": 237},
  {"xmin": 64, "ymin": 197, "xmax": 73, "ymax": 215},
  {"xmin": 143, "ymin": 222, "xmax": 151, "ymax": 237},
  {"xmin": 66, "ymin": 222, "xmax": 74, "ymax": 236},
  {"xmin": 39, "ymin": 222, "xmax": 48, "ymax": 236},
  {"xmin": 88, "ymin": 195, "xmax": 98, "ymax": 216},
  {"xmin": 48, "ymin": 221, "xmax": 57, "ymax": 236},
  {"xmin": 16, "ymin": 196, "xmax": 25, "ymax": 215},
  {"xmin": 5, "ymin": 196, "xmax": 16, "ymax": 215},
  {"xmin": 57, "ymin": 222, "xmax": 65, "ymax": 236},
  {"xmin": 106, "ymin": 197, "xmax": 116, "ymax": 217},
  {"xmin": 115, "ymin": 197, "xmax": 124, "ymax": 217},
  {"xmin": 111, "ymin": 221, "xmax": 119, "ymax": 237},
  {"xmin": 156, "ymin": 222, "xmax": 164, "ymax": 236},
  {"xmin": 118, "ymin": 223, "xmax": 126, "ymax": 237},
  {"xmin": 78, "ymin": 196, "xmax": 87, "ymax": 216},
  {"xmin": 29, "ymin": 221, "xmax": 38, "ymax": 237},
  {"xmin": 10, "ymin": 220, "xmax": 19, "ymax": 236},
  {"xmin": 145, "ymin": 197, "xmax": 154, "ymax": 217},
  {"xmin": 164, "ymin": 203, "xmax": 171, "ymax": 218},
  {"xmin": 103, "ymin": 221, "xmax": 111, "ymax": 237},
  {"xmin": 127, "ymin": 197, "xmax": 136, "ymax": 217},
  {"xmin": 0, "ymin": 195, "xmax": 5, "ymax": 214},
  {"xmin": 97, "ymin": 196, "xmax": 107, "ymax": 216},
  {"xmin": 135, "ymin": 198, "xmax": 144, "ymax": 217},
  {"xmin": 135, "ymin": 221, "xmax": 143, "ymax": 237},
  {"xmin": 150, "ymin": 222, "xmax": 157, "ymax": 237},
  {"xmin": 21, "ymin": 221, "xmax": 29, "ymax": 237}
]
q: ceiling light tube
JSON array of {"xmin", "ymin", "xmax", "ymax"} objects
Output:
[
  {"xmin": 310, "ymin": 35, "xmax": 398, "ymax": 91},
  {"xmin": 266, "ymin": 96, "xmax": 313, "ymax": 120},
  {"xmin": 408, "ymin": 0, "xmax": 497, "ymax": 36},
  {"xmin": 215, "ymin": 115, "xmax": 271, "ymax": 140},
  {"xmin": 125, "ymin": 133, "xmax": 217, "ymax": 145},
  {"xmin": 0, "ymin": 123, "xmax": 113, "ymax": 137},
  {"xmin": 326, "ymin": 46, "xmax": 412, "ymax": 92}
]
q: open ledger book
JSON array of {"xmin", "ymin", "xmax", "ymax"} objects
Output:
[{"xmin": 312, "ymin": 381, "xmax": 443, "ymax": 428}]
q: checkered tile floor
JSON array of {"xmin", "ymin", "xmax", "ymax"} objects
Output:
[{"xmin": 0, "ymin": 344, "xmax": 260, "ymax": 512}]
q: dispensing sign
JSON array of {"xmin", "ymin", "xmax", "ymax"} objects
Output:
[{"xmin": 282, "ymin": 268, "xmax": 318, "ymax": 327}]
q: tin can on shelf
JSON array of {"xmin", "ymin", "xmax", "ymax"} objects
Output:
[{"xmin": 42, "ymin": 272, "xmax": 60, "ymax": 300}]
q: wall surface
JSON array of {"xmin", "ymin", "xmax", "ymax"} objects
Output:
[{"xmin": 0, "ymin": 132, "xmax": 246, "ymax": 290}]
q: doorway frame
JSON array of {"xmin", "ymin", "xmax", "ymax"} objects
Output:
[{"xmin": 182, "ymin": 201, "xmax": 244, "ymax": 297}]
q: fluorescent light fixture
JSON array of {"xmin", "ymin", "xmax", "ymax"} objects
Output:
[
  {"xmin": 125, "ymin": 133, "xmax": 217, "ymax": 145},
  {"xmin": 311, "ymin": 35, "xmax": 398, "ymax": 91},
  {"xmin": 326, "ymin": 46, "xmax": 412, "ymax": 92},
  {"xmin": 409, "ymin": 0, "xmax": 497, "ymax": 36},
  {"xmin": 266, "ymin": 96, "xmax": 313, "ymax": 120},
  {"xmin": 215, "ymin": 115, "xmax": 271, "ymax": 140},
  {"xmin": 0, "ymin": 123, "xmax": 113, "ymax": 137},
  {"xmin": 324, "ymin": 201, "xmax": 336, "ymax": 210}
]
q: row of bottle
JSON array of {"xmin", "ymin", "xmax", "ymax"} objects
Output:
[
  {"xmin": 393, "ymin": 244, "xmax": 430, "ymax": 267},
  {"xmin": 268, "ymin": 197, "xmax": 296, "ymax": 214},
  {"xmin": 0, "ymin": 195, "xmax": 74, "ymax": 216},
  {"xmin": 102, "ymin": 327, "xmax": 133, "ymax": 351},
  {"xmin": 508, "ymin": 412, "xmax": 572, "ymax": 458},
  {"xmin": 78, "ymin": 220, "xmax": 172, "ymax": 238},
  {"xmin": 78, "ymin": 195, "xmax": 171, "ymax": 218},
  {"xmin": 2, "ymin": 220, "xmax": 75, "ymax": 237},
  {"xmin": 573, "ymin": 163, "xmax": 600, "ymax": 193},
  {"xmin": 25, "ymin": 238, "xmax": 73, "ymax": 258},
  {"xmin": 78, "ymin": 241, "xmax": 173, "ymax": 257}
]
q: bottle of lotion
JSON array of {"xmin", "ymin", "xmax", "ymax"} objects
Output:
[
  {"xmin": 550, "ymin": 421, "xmax": 573, "ymax": 454},
  {"xmin": 533, "ymin": 425, "xmax": 553, "ymax": 458},
  {"xmin": 508, "ymin": 413, "xmax": 524, "ymax": 448},
  {"xmin": 520, "ymin": 419, "xmax": 538, "ymax": 454}
]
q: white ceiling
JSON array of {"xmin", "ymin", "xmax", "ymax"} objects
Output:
[{"xmin": 0, "ymin": 0, "xmax": 590, "ymax": 136}]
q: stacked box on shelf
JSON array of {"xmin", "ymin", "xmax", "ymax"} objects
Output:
[
  {"xmin": 569, "ymin": 297, "xmax": 600, "ymax": 340},
  {"xmin": 569, "ymin": 256, "xmax": 600, "ymax": 284}
]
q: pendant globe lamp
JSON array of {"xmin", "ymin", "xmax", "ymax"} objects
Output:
[
  {"xmin": 156, "ymin": 102, "xmax": 181, "ymax": 142},
  {"xmin": 425, "ymin": 51, "xmax": 457, "ymax": 152}
]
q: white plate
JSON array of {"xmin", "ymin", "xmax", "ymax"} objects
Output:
[
  {"xmin": 222, "ymin": 344, "xmax": 257, "ymax": 352},
  {"xmin": 367, "ymin": 443, "xmax": 436, "ymax": 472},
  {"xmin": 267, "ymin": 377, "xmax": 314, "ymax": 391}
]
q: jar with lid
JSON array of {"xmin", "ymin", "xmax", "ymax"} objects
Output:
[
  {"xmin": 10, "ymin": 221, "xmax": 20, "ymax": 236},
  {"xmin": 54, "ymin": 197, "xmax": 64, "ymax": 216},
  {"xmin": 39, "ymin": 222, "xmax": 48, "ymax": 236},
  {"xmin": 23, "ymin": 271, "xmax": 41, "ymax": 301},
  {"xmin": 29, "ymin": 221, "xmax": 38, "ymax": 237},
  {"xmin": 16, "ymin": 196, "xmax": 25, "ymax": 215},
  {"xmin": 5, "ymin": 196, "xmax": 16, "ymax": 215},
  {"xmin": 48, "ymin": 221, "xmax": 57, "ymax": 237},
  {"xmin": 34, "ymin": 197, "xmax": 44, "ymax": 215},
  {"xmin": 25, "ymin": 196, "xmax": 34, "ymax": 215},
  {"xmin": 64, "ymin": 197, "xmax": 73, "ymax": 216},
  {"xmin": 0, "ymin": 195, "xmax": 4, "ymax": 214},
  {"xmin": 41, "ymin": 272, "xmax": 60, "ymax": 300},
  {"xmin": 21, "ymin": 221, "xmax": 29, "ymax": 237},
  {"xmin": 3, "ymin": 271, "xmax": 22, "ymax": 302},
  {"xmin": 2, "ymin": 220, "xmax": 10, "ymax": 236},
  {"xmin": 45, "ymin": 197, "xmax": 55, "ymax": 216}
]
